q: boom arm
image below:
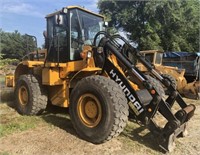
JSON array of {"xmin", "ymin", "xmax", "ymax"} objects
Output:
[{"xmin": 94, "ymin": 31, "xmax": 196, "ymax": 152}]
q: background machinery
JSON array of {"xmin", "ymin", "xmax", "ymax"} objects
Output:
[
  {"xmin": 163, "ymin": 51, "xmax": 200, "ymax": 81},
  {"xmin": 7, "ymin": 6, "xmax": 196, "ymax": 152},
  {"xmin": 136, "ymin": 50, "xmax": 200, "ymax": 99}
]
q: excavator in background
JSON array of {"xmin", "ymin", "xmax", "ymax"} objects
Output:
[
  {"xmin": 135, "ymin": 50, "xmax": 200, "ymax": 99},
  {"xmin": 5, "ymin": 6, "xmax": 196, "ymax": 152}
]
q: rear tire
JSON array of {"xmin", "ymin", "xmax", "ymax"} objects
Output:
[
  {"xmin": 69, "ymin": 75, "xmax": 129, "ymax": 143},
  {"xmin": 14, "ymin": 74, "xmax": 47, "ymax": 115}
]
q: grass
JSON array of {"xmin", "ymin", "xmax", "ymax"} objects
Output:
[
  {"xmin": 0, "ymin": 101, "xmax": 70, "ymax": 138},
  {"xmin": 0, "ymin": 75, "xmax": 4, "ymax": 82},
  {"xmin": 0, "ymin": 75, "xmax": 5, "ymax": 88},
  {"xmin": 0, "ymin": 103, "xmax": 46, "ymax": 138},
  {"xmin": 0, "ymin": 103, "xmax": 72, "ymax": 139},
  {"xmin": 0, "ymin": 79, "xmax": 70, "ymax": 138},
  {"xmin": 0, "ymin": 152, "xmax": 10, "ymax": 155},
  {"xmin": 0, "ymin": 115, "xmax": 42, "ymax": 138}
]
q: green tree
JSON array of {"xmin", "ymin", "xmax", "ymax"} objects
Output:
[
  {"xmin": 98, "ymin": 0, "xmax": 199, "ymax": 52},
  {"xmin": 0, "ymin": 29, "xmax": 36, "ymax": 59}
]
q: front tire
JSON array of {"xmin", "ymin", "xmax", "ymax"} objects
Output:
[
  {"xmin": 146, "ymin": 75, "xmax": 165, "ymax": 98},
  {"xmin": 69, "ymin": 76, "xmax": 129, "ymax": 143},
  {"xmin": 162, "ymin": 74, "xmax": 177, "ymax": 94},
  {"xmin": 14, "ymin": 74, "xmax": 47, "ymax": 115}
]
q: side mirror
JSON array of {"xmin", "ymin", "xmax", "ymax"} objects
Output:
[
  {"xmin": 55, "ymin": 14, "xmax": 64, "ymax": 25},
  {"xmin": 43, "ymin": 30, "xmax": 47, "ymax": 38},
  {"xmin": 104, "ymin": 22, "xmax": 109, "ymax": 27}
]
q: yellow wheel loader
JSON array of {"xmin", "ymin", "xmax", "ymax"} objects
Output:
[
  {"xmin": 136, "ymin": 50, "xmax": 200, "ymax": 99},
  {"xmin": 6, "ymin": 6, "xmax": 196, "ymax": 152}
]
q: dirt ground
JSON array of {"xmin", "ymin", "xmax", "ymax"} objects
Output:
[{"xmin": 0, "ymin": 93, "xmax": 199, "ymax": 155}]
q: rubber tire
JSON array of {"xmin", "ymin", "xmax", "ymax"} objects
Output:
[
  {"xmin": 162, "ymin": 74, "xmax": 177, "ymax": 94},
  {"xmin": 145, "ymin": 75, "xmax": 165, "ymax": 98},
  {"xmin": 69, "ymin": 75, "xmax": 129, "ymax": 143},
  {"xmin": 15, "ymin": 74, "xmax": 48, "ymax": 115}
]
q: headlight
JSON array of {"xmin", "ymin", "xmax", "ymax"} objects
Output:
[
  {"xmin": 87, "ymin": 51, "xmax": 92, "ymax": 58},
  {"xmin": 97, "ymin": 47, "xmax": 103, "ymax": 53}
]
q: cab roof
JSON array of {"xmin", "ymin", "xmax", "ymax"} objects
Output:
[{"xmin": 45, "ymin": 6, "xmax": 104, "ymax": 18}]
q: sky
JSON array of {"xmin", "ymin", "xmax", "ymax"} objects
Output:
[{"xmin": 0, "ymin": 0, "xmax": 99, "ymax": 47}]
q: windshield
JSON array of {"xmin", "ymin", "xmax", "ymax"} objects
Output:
[
  {"xmin": 70, "ymin": 9, "xmax": 104, "ymax": 60},
  {"xmin": 143, "ymin": 53, "xmax": 163, "ymax": 64},
  {"xmin": 145, "ymin": 53, "xmax": 154, "ymax": 63}
]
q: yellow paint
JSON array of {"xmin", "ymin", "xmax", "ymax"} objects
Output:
[
  {"xmin": 46, "ymin": 6, "xmax": 104, "ymax": 19},
  {"xmin": 109, "ymin": 54, "xmax": 124, "ymax": 73},
  {"xmin": 60, "ymin": 61, "xmax": 86, "ymax": 78},
  {"xmin": 48, "ymin": 82, "xmax": 69, "ymax": 107},
  {"xmin": 77, "ymin": 93, "xmax": 102, "ymax": 128},
  {"xmin": 80, "ymin": 45, "xmax": 96, "ymax": 68},
  {"xmin": 67, "ymin": 6, "xmax": 104, "ymax": 18},
  {"xmin": 42, "ymin": 68, "xmax": 64, "ymax": 85},
  {"xmin": 5, "ymin": 75, "xmax": 15, "ymax": 87},
  {"xmin": 22, "ymin": 61, "xmax": 44, "ymax": 67},
  {"xmin": 129, "ymin": 80, "xmax": 139, "ymax": 91},
  {"xmin": 109, "ymin": 54, "xmax": 139, "ymax": 90}
]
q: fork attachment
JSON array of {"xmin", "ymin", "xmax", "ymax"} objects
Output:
[{"xmin": 149, "ymin": 101, "xmax": 195, "ymax": 152}]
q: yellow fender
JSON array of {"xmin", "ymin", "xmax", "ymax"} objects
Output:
[
  {"xmin": 14, "ymin": 63, "xmax": 29, "ymax": 84},
  {"xmin": 69, "ymin": 67, "xmax": 102, "ymax": 88},
  {"xmin": 4, "ymin": 63, "xmax": 29, "ymax": 88}
]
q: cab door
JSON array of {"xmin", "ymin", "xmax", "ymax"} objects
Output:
[{"xmin": 46, "ymin": 14, "xmax": 69, "ymax": 63}]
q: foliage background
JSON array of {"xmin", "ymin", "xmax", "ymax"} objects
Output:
[
  {"xmin": 0, "ymin": 29, "xmax": 37, "ymax": 67},
  {"xmin": 98, "ymin": 0, "xmax": 199, "ymax": 52}
]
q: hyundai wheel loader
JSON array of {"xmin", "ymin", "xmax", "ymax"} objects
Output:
[{"xmin": 6, "ymin": 6, "xmax": 195, "ymax": 152}]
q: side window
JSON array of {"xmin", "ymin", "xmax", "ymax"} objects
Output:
[
  {"xmin": 47, "ymin": 17, "xmax": 54, "ymax": 48},
  {"xmin": 54, "ymin": 26, "xmax": 67, "ymax": 48},
  {"xmin": 155, "ymin": 53, "xmax": 163, "ymax": 64}
]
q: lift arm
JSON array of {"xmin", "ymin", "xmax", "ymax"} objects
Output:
[{"xmin": 94, "ymin": 31, "xmax": 196, "ymax": 152}]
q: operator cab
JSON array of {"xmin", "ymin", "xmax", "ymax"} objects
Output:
[
  {"xmin": 44, "ymin": 6, "xmax": 104, "ymax": 63},
  {"xmin": 144, "ymin": 50, "xmax": 163, "ymax": 65},
  {"xmin": 141, "ymin": 50, "xmax": 163, "ymax": 65}
]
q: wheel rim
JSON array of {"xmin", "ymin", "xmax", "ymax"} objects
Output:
[
  {"xmin": 18, "ymin": 86, "xmax": 28, "ymax": 106},
  {"xmin": 77, "ymin": 94, "xmax": 102, "ymax": 128}
]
